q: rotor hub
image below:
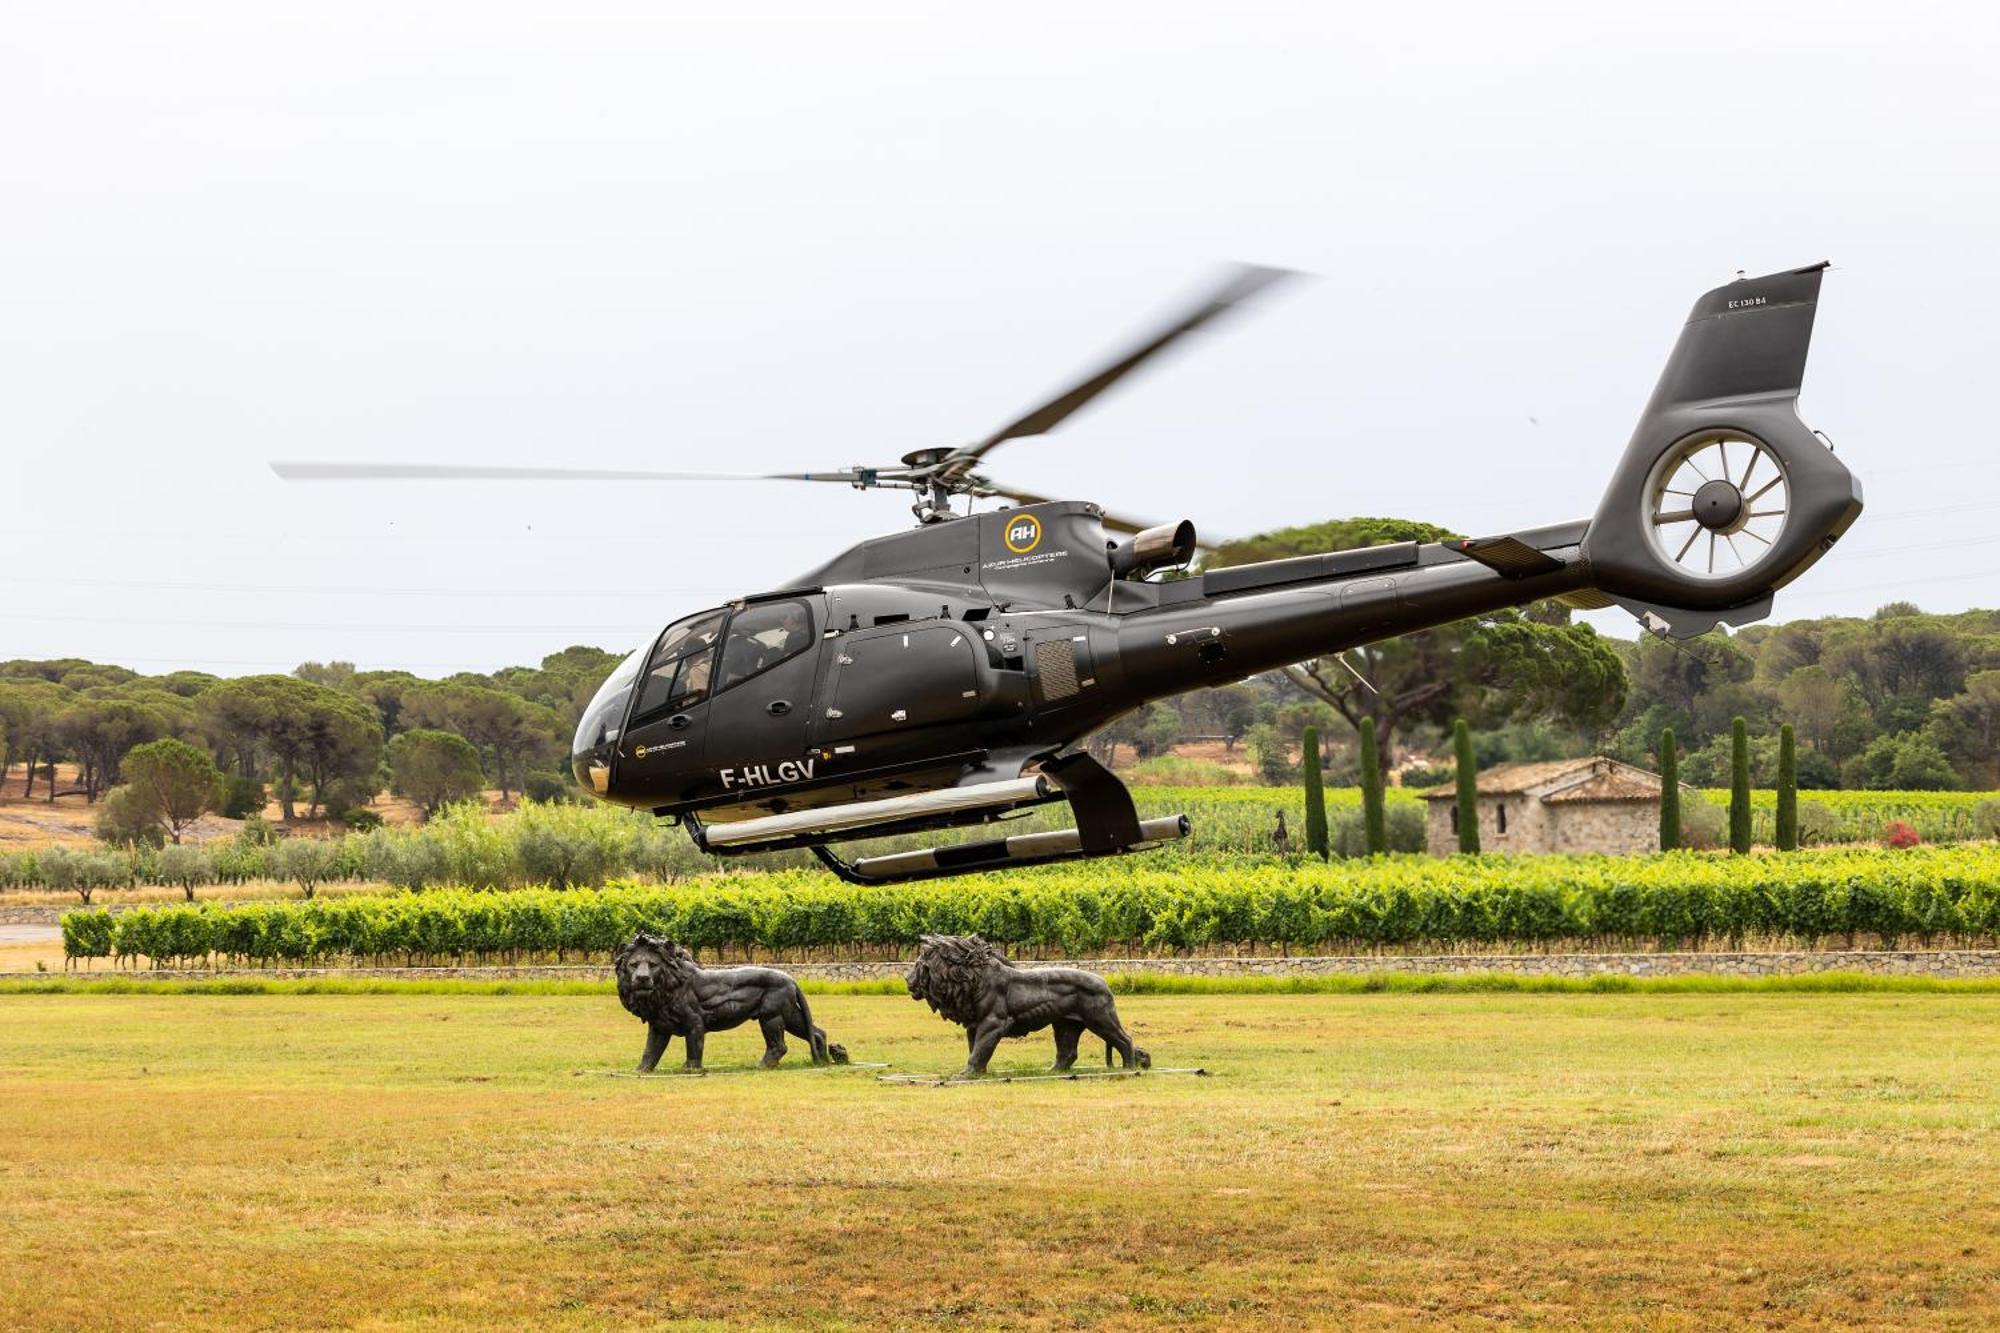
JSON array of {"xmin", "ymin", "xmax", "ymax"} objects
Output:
[{"xmin": 1691, "ymin": 478, "xmax": 1745, "ymax": 532}]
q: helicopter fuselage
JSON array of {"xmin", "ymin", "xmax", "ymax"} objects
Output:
[
  {"xmin": 571, "ymin": 500, "xmax": 1598, "ymax": 826},
  {"xmin": 561, "ymin": 262, "xmax": 1860, "ymax": 882}
]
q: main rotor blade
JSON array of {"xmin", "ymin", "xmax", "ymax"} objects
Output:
[
  {"xmin": 940, "ymin": 263, "xmax": 1299, "ymax": 480},
  {"xmin": 270, "ymin": 462, "xmax": 878, "ymax": 484}
]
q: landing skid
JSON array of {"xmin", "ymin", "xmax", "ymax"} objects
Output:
[
  {"xmin": 690, "ymin": 753, "xmax": 1191, "ymax": 885},
  {"xmin": 811, "ymin": 754, "xmax": 1188, "ymax": 885}
]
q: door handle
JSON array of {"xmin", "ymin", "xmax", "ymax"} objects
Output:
[
  {"xmin": 765, "ymin": 699, "xmax": 792, "ymax": 717},
  {"xmin": 667, "ymin": 714, "xmax": 692, "ymax": 731}
]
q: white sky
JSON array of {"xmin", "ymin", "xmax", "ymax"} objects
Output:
[{"xmin": 4, "ymin": 2, "xmax": 1996, "ymax": 676}]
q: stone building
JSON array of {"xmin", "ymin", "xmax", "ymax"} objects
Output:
[{"xmin": 1419, "ymin": 757, "xmax": 1665, "ymax": 856}]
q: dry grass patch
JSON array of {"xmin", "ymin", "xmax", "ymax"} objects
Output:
[{"xmin": 1, "ymin": 992, "xmax": 1996, "ymax": 1329}]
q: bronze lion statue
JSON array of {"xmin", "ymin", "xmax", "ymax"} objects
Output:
[
  {"xmin": 906, "ymin": 934, "xmax": 1150, "ymax": 1078},
  {"xmin": 613, "ymin": 933, "xmax": 848, "ymax": 1072}
]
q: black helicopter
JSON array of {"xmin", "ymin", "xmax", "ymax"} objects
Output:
[{"xmin": 276, "ymin": 261, "xmax": 1861, "ymax": 884}]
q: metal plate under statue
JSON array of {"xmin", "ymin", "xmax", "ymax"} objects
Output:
[
  {"xmin": 906, "ymin": 934, "xmax": 1150, "ymax": 1078},
  {"xmin": 613, "ymin": 934, "xmax": 849, "ymax": 1072}
]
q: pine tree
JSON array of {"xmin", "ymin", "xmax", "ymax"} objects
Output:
[
  {"xmin": 1729, "ymin": 716, "xmax": 1753, "ymax": 855},
  {"xmin": 1776, "ymin": 723, "xmax": 1799, "ymax": 852},
  {"xmin": 1359, "ymin": 717, "xmax": 1387, "ymax": 856},
  {"xmin": 1301, "ymin": 725, "xmax": 1328, "ymax": 859},
  {"xmin": 1453, "ymin": 718, "xmax": 1480, "ymax": 854},
  {"xmin": 1658, "ymin": 727, "xmax": 1680, "ymax": 852}
]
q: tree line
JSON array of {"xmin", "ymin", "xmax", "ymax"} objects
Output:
[{"xmin": 0, "ymin": 647, "xmax": 623, "ymax": 840}]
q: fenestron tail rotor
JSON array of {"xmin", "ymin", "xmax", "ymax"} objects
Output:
[
  {"xmin": 270, "ymin": 262, "xmax": 1301, "ymax": 530},
  {"xmin": 1644, "ymin": 432, "xmax": 1792, "ymax": 580}
]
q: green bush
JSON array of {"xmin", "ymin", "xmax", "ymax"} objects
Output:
[
  {"xmin": 220, "ymin": 776, "xmax": 267, "ymax": 820},
  {"xmin": 155, "ymin": 843, "xmax": 213, "ymax": 901},
  {"xmin": 1681, "ymin": 798, "xmax": 1726, "ymax": 851},
  {"xmin": 1331, "ymin": 802, "xmax": 1425, "ymax": 858},
  {"xmin": 95, "ymin": 785, "xmax": 168, "ymax": 848}
]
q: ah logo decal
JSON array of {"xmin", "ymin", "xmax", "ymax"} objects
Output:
[{"xmin": 1004, "ymin": 513, "xmax": 1042, "ymax": 554}]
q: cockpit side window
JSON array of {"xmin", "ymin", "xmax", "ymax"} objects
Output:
[
  {"xmin": 716, "ymin": 600, "xmax": 816, "ymax": 693},
  {"xmin": 631, "ymin": 611, "xmax": 724, "ymax": 720}
]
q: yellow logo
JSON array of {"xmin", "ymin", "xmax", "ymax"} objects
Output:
[{"xmin": 1004, "ymin": 514, "xmax": 1043, "ymax": 554}]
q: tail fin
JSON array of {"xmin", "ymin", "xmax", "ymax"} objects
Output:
[{"xmin": 1582, "ymin": 263, "xmax": 1863, "ymax": 637}]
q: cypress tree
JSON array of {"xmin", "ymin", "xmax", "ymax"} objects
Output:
[
  {"xmin": 1658, "ymin": 728, "xmax": 1680, "ymax": 851},
  {"xmin": 1453, "ymin": 718, "xmax": 1480, "ymax": 854},
  {"xmin": 1301, "ymin": 725, "xmax": 1329, "ymax": 859},
  {"xmin": 1729, "ymin": 716, "xmax": 1753, "ymax": 855},
  {"xmin": 1359, "ymin": 717, "xmax": 1387, "ymax": 856},
  {"xmin": 1776, "ymin": 723, "xmax": 1799, "ymax": 852}
]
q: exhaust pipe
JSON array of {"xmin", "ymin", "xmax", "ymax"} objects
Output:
[
  {"xmin": 842, "ymin": 814, "xmax": 1191, "ymax": 879},
  {"xmin": 700, "ymin": 775, "xmax": 1053, "ymax": 849},
  {"xmin": 1111, "ymin": 520, "xmax": 1198, "ymax": 578}
]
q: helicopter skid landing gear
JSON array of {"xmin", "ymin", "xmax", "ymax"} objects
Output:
[
  {"xmin": 808, "ymin": 813, "xmax": 1190, "ymax": 885},
  {"xmin": 808, "ymin": 755, "xmax": 1183, "ymax": 885}
]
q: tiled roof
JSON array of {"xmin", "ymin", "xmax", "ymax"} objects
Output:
[
  {"xmin": 1419, "ymin": 756, "xmax": 1664, "ymax": 803},
  {"xmin": 1542, "ymin": 768, "xmax": 1664, "ymax": 803}
]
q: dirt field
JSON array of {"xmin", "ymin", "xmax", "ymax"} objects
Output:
[{"xmin": 2, "ymin": 990, "xmax": 1995, "ymax": 1329}]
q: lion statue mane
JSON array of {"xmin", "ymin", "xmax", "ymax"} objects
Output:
[
  {"xmin": 613, "ymin": 932, "xmax": 847, "ymax": 1072},
  {"xmin": 906, "ymin": 933, "xmax": 1149, "ymax": 1078}
]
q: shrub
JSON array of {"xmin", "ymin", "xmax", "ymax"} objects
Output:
[
  {"xmin": 1883, "ymin": 821, "xmax": 1921, "ymax": 850},
  {"xmin": 39, "ymin": 847, "xmax": 83, "ymax": 901},
  {"xmin": 1681, "ymin": 799, "xmax": 1726, "ymax": 851},
  {"xmin": 514, "ymin": 800, "xmax": 635, "ymax": 889},
  {"xmin": 155, "ymin": 843, "xmax": 213, "ymax": 902},
  {"xmin": 1796, "ymin": 800, "xmax": 1838, "ymax": 847},
  {"xmin": 1247, "ymin": 724, "xmax": 1293, "ymax": 784},
  {"xmin": 1332, "ymin": 802, "xmax": 1424, "ymax": 857},
  {"xmin": 1397, "ymin": 764, "xmax": 1451, "ymax": 790},
  {"xmin": 94, "ymin": 785, "xmax": 165, "ymax": 849},
  {"xmin": 220, "ymin": 776, "xmax": 267, "ymax": 820},
  {"xmin": 1975, "ymin": 799, "xmax": 2000, "ymax": 840},
  {"xmin": 277, "ymin": 838, "xmax": 336, "ymax": 899}
]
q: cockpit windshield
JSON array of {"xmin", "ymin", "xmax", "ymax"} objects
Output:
[
  {"xmin": 572, "ymin": 647, "xmax": 644, "ymax": 759},
  {"xmin": 631, "ymin": 610, "xmax": 725, "ymax": 721}
]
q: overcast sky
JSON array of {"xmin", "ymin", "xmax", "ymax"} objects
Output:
[{"xmin": 4, "ymin": 2, "xmax": 1996, "ymax": 678}]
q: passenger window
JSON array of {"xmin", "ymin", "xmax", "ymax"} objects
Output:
[
  {"xmin": 633, "ymin": 611, "xmax": 724, "ymax": 718},
  {"xmin": 717, "ymin": 600, "xmax": 815, "ymax": 692}
]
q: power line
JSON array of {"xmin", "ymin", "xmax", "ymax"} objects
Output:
[
  {"xmin": 0, "ymin": 574, "xmax": 739, "ymax": 598},
  {"xmin": 6, "ymin": 612, "xmax": 654, "ymax": 633}
]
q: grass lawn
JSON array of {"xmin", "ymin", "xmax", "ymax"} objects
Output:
[{"xmin": 2, "ymin": 992, "xmax": 1996, "ymax": 1329}]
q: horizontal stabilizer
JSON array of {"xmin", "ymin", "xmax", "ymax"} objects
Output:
[{"xmin": 1456, "ymin": 536, "xmax": 1566, "ymax": 578}]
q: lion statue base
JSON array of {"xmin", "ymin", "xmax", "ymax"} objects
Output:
[
  {"xmin": 906, "ymin": 934, "xmax": 1150, "ymax": 1078},
  {"xmin": 613, "ymin": 933, "xmax": 849, "ymax": 1072}
]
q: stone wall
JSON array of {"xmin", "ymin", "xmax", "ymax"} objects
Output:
[
  {"xmin": 21, "ymin": 948, "xmax": 2000, "ymax": 984},
  {"xmin": 1426, "ymin": 796, "xmax": 1658, "ymax": 856}
]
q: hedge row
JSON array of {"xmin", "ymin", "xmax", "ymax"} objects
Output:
[{"xmin": 62, "ymin": 845, "xmax": 2000, "ymax": 966}]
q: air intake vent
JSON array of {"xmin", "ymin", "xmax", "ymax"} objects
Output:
[{"xmin": 1035, "ymin": 640, "xmax": 1079, "ymax": 701}]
